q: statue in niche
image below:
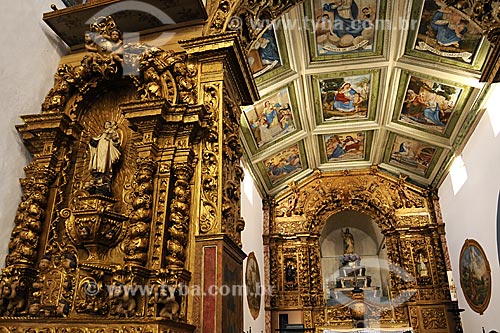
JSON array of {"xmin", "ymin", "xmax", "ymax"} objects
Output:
[
  {"xmin": 342, "ymin": 228, "xmax": 355, "ymax": 254},
  {"xmin": 417, "ymin": 252, "xmax": 429, "ymax": 277},
  {"xmin": 284, "ymin": 259, "xmax": 298, "ymax": 290},
  {"xmin": 88, "ymin": 121, "xmax": 121, "ymax": 195}
]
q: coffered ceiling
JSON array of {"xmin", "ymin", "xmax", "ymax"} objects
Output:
[{"xmin": 240, "ymin": 0, "xmax": 493, "ymax": 196}]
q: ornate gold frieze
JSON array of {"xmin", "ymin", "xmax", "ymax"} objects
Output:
[
  {"xmin": 132, "ymin": 49, "xmax": 198, "ymax": 105},
  {"xmin": 0, "ymin": 321, "xmax": 195, "ymax": 333},
  {"xmin": 421, "ymin": 307, "xmax": 448, "ymax": 330},
  {"xmin": 42, "ymin": 17, "xmax": 199, "ymax": 119},
  {"xmin": 272, "ymin": 170, "xmax": 430, "ymax": 237}
]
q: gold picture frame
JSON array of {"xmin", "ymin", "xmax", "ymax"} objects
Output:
[
  {"xmin": 245, "ymin": 252, "xmax": 261, "ymax": 320},
  {"xmin": 459, "ymin": 239, "xmax": 491, "ymax": 315}
]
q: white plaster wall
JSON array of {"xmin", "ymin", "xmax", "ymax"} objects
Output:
[
  {"xmin": 439, "ymin": 89, "xmax": 500, "ymax": 331},
  {"xmin": 0, "ymin": 0, "xmax": 67, "ymax": 267},
  {"xmin": 241, "ymin": 166, "xmax": 265, "ymax": 333}
]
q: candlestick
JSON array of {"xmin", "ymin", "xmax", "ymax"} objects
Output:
[
  {"xmin": 385, "ymin": 284, "xmax": 395, "ymax": 322},
  {"xmin": 447, "ymin": 271, "xmax": 458, "ymax": 301}
]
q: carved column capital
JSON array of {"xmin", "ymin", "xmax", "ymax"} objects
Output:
[
  {"xmin": 173, "ymin": 162, "xmax": 194, "ymax": 180},
  {"xmin": 17, "ymin": 113, "xmax": 80, "ymax": 170}
]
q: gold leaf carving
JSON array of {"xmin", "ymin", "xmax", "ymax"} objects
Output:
[
  {"xmin": 421, "ymin": 307, "xmax": 448, "ymax": 329},
  {"xmin": 199, "ymin": 84, "xmax": 220, "ymax": 234}
]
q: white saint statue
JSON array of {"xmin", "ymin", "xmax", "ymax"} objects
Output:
[{"xmin": 88, "ymin": 121, "xmax": 121, "ymax": 193}]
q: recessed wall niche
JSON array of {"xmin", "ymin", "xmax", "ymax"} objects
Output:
[{"xmin": 320, "ymin": 210, "xmax": 389, "ymax": 306}]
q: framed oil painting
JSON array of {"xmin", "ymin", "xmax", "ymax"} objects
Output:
[
  {"xmin": 459, "ymin": 239, "xmax": 491, "ymax": 315},
  {"xmin": 259, "ymin": 142, "xmax": 305, "ymax": 187},
  {"xmin": 386, "ymin": 134, "xmax": 440, "ymax": 177},
  {"xmin": 245, "ymin": 252, "xmax": 261, "ymax": 320},
  {"xmin": 312, "ymin": 69, "xmax": 381, "ymax": 125},
  {"xmin": 405, "ymin": 0, "xmax": 489, "ymax": 71},
  {"xmin": 241, "ymin": 84, "xmax": 300, "ymax": 154},
  {"xmin": 319, "ymin": 131, "xmax": 373, "ymax": 163},
  {"xmin": 247, "ymin": 22, "xmax": 290, "ymax": 84},
  {"xmin": 305, "ymin": 0, "xmax": 388, "ymax": 61},
  {"xmin": 392, "ymin": 70, "xmax": 472, "ymax": 137}
]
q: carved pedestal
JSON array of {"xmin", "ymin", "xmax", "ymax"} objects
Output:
[{"xmin": 64, "ymin": 195, "xmax": 127, "ymax": 261}]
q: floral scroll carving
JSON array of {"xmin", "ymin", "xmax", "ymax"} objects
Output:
[
  {"xmin": 132, "ymin": 48, "xmax": 198, "ymax": 105},
  {"xmin": 221, "ymin": 94, "xmax": 245, "ymax": 245},
  {"xmin": 199, "ymin": 84, "xmax": 220, "ymax": 234}
]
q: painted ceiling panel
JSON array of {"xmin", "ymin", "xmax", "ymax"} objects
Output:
[
  {"xmin": 403, "ymin": 0, "xmax": 490, "ymax": 71},
  {"xmin": 240, "ymin": 0, "xmax": 491, "ymax": 196},
  {"xmin": 304, "ymin": 0, "xmax": 390, "ymax": 62}
]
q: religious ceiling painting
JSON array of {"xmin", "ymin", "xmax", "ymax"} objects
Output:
[
  {"xmin": 258, "ymin": 142, "xmax": 306, "ymax": 187},
  {"xmin": 392, "ymin": 71, "xmax": 472, "ymax": 137},
  {"xmin": 319, "ymin": 130, "xmax": 372, "ymax": 163},
  {"xmin": 312, "ymin": 69, "xmax": 381, "ymax": 124},
  {"xmin": 385, "ymin": 133, "xmax": 442, "ymax": 177},
  {"xmin": 404, "ymin": 0, "xmax": 489, "ymax": 71},
  {"xmin": 241, "ymin": 84, "xmax": 300, "ymax": 154},
  {"xmin": 248, "ymin": 21, "xmax": 291, "ymax": 85},
  {"xmin": 305, "ymin": 0, "xmax": 388, "ymax": 61}
]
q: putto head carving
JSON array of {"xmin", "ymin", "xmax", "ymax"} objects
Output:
[{"xmin": 85, "ymin": 16, "xmax": 124, "ymax": 65}]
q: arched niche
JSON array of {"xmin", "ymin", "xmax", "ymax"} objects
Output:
[{"xmin": 320, "ymin": 210, "xmax": 389, "ymax": 305}]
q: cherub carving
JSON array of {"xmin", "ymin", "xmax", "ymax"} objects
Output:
[
  {"xmin": 154, "ymin": 285, "xmax": 180, "ymax": 320},
  {"xmin": 0, "ymin": 278, "xmax": 26, "ymax": 316},
  {"xmin": 109, "ymin": 284, "xmax": 136, "ymax": 317}
]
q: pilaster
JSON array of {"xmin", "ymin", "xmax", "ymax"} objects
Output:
[{"xmin": 181, "ymin": 32, "xmax": 258, "ymax": 333}]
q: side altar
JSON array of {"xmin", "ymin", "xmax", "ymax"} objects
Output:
[{"xmin": 0, "ymin": 9, "xmax": 259, "ymax": 333}]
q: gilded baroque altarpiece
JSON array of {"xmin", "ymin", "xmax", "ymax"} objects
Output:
[
  {"xmin": 0, "ymin": 14, "xmax": 259, "ymax": 333},
  {"xmin": 264, "ymin": 168, "xmax": 456, "ymax": 332}
]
